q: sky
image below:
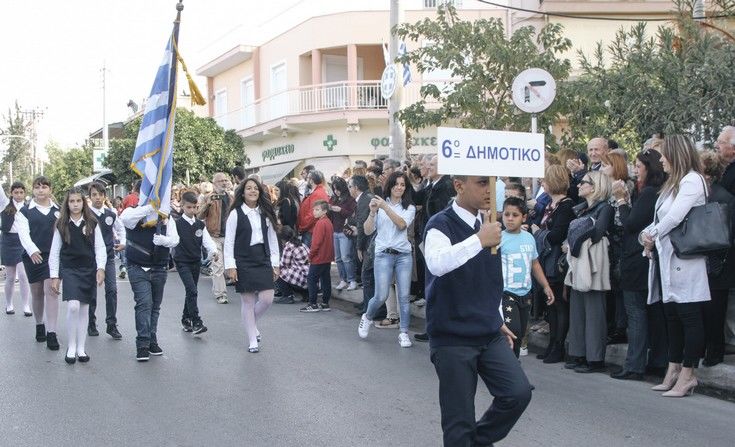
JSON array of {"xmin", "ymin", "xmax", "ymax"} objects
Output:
[{"xmin": 0, "ymin": 0, "xmax": 298, "ymax": 153}]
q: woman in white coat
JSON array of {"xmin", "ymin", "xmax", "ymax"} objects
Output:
[{"xmin": 641, "ymin": 135, "xmax": 710, "ymax": 398}]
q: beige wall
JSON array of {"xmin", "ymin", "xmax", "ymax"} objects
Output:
[
  {"xmin": 211, "ymin": 58, "xmax": 254, "ymax": 111},
  {"xmin": 357, "ymin": 46, "xmax": 385, "ymax": 80}
]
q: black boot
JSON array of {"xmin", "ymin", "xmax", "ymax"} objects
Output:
[
  {"xmin": 536, "ymin": 343, "xmax": 553, "ymax": 360},
  {"xmin": 35, "ymin": 324, "xmax": 47, "ymax": 342},
  {"xmin": 88, "ymin": 324, "xmax": 99, "ymax": 337},
  {"xmin": 543, "ymin": 343, "xmax": 565, "ymax": 364},
  {"xmin": 106, "ymin": 324, "xmax": 122, "ymax": 340},
  {"xmin": 46, "ymin": 332, "xmax": 60, "ymax": 351}
]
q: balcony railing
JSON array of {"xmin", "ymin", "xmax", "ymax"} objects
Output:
[{"xmin": 213, "ymin": 80, "xmax": 448, "ymax": 132}]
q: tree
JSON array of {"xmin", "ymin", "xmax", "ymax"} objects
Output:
[
  {"xmin": 1, "ymin": 101, "xmax": 34, "ymax": 186},
  {"xmin": 44, "ymin": 141, "xmax": 93, "ymax": 197},
  {"xmin": 104, "ymin": 109, "xmax": 245, "ymax": 187},
  {"xmin": 395, "ymin": 4, "xmax": 572, "ymax": 145}
]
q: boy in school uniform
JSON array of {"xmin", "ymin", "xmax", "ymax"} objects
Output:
[
  {"xmin": 87, "ymin": 181, "xmax": 125, "ymax": 339},
  {"xmin": 300, "ymin": 200, "xmax": 334, "ymax": 313},
  {"xmin": 174, "ymin": 192, "xmax": 218, "ymax": 335}
]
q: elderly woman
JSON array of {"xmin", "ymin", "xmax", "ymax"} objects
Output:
[
  {"xmin": 699, "ymin": 151, "xmax": 735, "ymax": 367},
  {"xmin": 641, "ymin": 135, "xmax": 710, "ymax": 397}
]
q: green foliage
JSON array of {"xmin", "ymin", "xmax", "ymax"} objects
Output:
[
  {"xmin": 1, "ymin": 101, "xmax": 34, "ymax": 186},
  {"xmin": 44, "ymin": 140, "xmax": 93, "ymax": 197},
  {"xmin": 104, "ymin": 109, "xmax": 245, "ymax": 186},
  {"xmin": 395, "ymin": 4, "xmax": 572, "ymax": 147}
]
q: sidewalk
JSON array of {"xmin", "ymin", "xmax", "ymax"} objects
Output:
[{"xmin": 328, "ymin": 270, "xmax": 735, "ymax": 394}]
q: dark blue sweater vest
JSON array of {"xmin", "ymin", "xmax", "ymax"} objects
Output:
[
  {"xmin": 125, "ymin": 222, "xmax": 170, "ymax": 268},
  {"xmin": 60, "ymin": 221, "xmax": 96, "ymax": 269},
  {"xmin": 96, "ymin": 208, "xmax": 117, "ymax": 260},
  {"xmin": 174, "ymin": 217, "xmax": 205, "ymax": 263},
  {"xmin": 19, "ymin": 205, "xmax": 59, "ymax": 254},
  {"xmin": 424, "ymin": 207, "xmax": 504, "ymax": 348}
]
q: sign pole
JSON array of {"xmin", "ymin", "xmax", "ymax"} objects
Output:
[
  {"xmin": 531, "ymin": 113, "xmax": 539, "ymax": 198},
  {"xmin": 489, "ymin": 176, "xmax": 497, "ymax": 255}
]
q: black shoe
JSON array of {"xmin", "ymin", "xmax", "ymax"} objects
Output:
[
  {"xmin": 106, "ymin": 324, "xmax": 122, "ymax": 340},
  {"xmin": 136, "ymin": 348, "xmax": 150, "ymax": 362},
  {"xmin": 414, "ymin": 332, "xmax": 429, "ymax": 342},
  {"xmin": 702, "ymin": 357, "xmax": 724, "ymax": 367},
  {"xmin": 149, "ymin": 343, "xmax": 163, "ymax": 356},
  {"xmin": 6, "ymin": 309, "xmax": 15, "ymax": 315},
  {"xmin": 35, "ymin": 324, "xmax": 47, "ymax": 342},
  {"xmin": 536, "ymin": 343, "xmax": 553, "ymax": 360},
  {"xmin": 193, "ymin": 323, "xmax": 208, "ymax": 335},
  {"xmin": 610, "ymin": 370, "xmax": 644, "ymax": 381},
  {"xmin": 181, "ymin": 318, "xmax": 193, "ymax": 332},
  {"xmin": 77, "ymin": 354, "xmax": 90, "ymax": 363},
  {"xmin": 606, "ymin": 331, "xmax": 627, "ymax": 345},
  {"xmin": 274, "ymin": 290, "xmax": 283, "ymax": 297},
  {"xmin": 319, "ymin": 303, "xmax": 331, "ymax": 312},
  {"xmin": 564, "ymin": 356, "xmax": 585, "ymax": 370},
  {"xmin": 574, "ymin": 361, "xmax": 605, "ymax": 373},
  {"xmin": 88, "ymin": 325, "xmax": 99, "ymax": 337},
  {"xmin": 274, "ymin": 295, "xmax": 295, "ymax": 304},
  {"xmin": 543, "ymin": 343, "xmax": 565, "ymax": 364},
  {"xmin": 65, "ymin": 355, "xmax": 76, "ymax": 364},
  {"xmin": 645, "ymin": 366, "xmax": 666, "ymax": 378},
  {"xmin": 46, "ymin": 332, "xmax": 60, "ymax": 351},
  {"xmin": 248, "ymin": 347, "xmax": 259, "ymax": 353},
  {"xmin": 24, "ymin": 311, "xmax": 32, "ymax": 317}
]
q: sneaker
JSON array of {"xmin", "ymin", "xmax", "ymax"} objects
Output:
[
  {"xmin": 118, "ymin": 268, "xmax": 127, "ymax": 279},
  {"xmin": 46, "ymin": 332, "xmax": 60, "ymax": 351},
  {"xmin": 319, "ymin": 303, "xmax": 331, "ymax": 312},
  {"xmin": 136, "ymin": 348, "xmax": 150, "ymax": 362},
  {"xmin": 182, "ymin": 318, "xmax": 193, "ymax": 332},
  {"xmin": 398, "ymin": 332, "xmax": 413, "ymax": 348},
  {"xmin": 413, "ymin": 298, "xmax": 426, "ymax": 307},
  {"xmin": 106, "ymin": 324, "xmax": 122, "ymax": 340},
  {"xmin": 149, "ymin": 343, "xmax": 163, "ymax": 356},
  {"xmin": 519, "ymin": 347, "xmax": 528, "ymax": 356},
  {"xmin": 335, "ymin": 280, "xmax": 348, "ymax": 290},
  {"xmin": 358, "ymin": 314, "xmax": 372, "ymax": 338},
  {"xmin": 193, "ymin": 323, "xmax": 208, "ymax": 335},
  {"xmin": 375, "ymin": 318, "xmax": 399, "ymax": 329},
  {"xmin": 35, "ymin": 324, "xmax": 47, "ymax": 342},
  {"xmin": 216, "ymin": 295, "xmax": 229, "ymax": 304},
  {"xmin": 274, "ymin": 295, "xmax": 295, "ymax": 304},
  {"xmin": 347, "ymin": 281, "xmax": 358, "ymax": 291},
  {"xmin": 88, "ymin": 324, "xmax": 99, "ymax": 337},
  {"xmin": 300, "ymin": 304, "xmax": 321, "ymax": 313}
]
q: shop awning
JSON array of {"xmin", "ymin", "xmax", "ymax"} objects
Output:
[
  {"xmin": 74, "ymin": 170, "xmax": 116, "ymax": 188},
  {"xmin": 257, "ymin": 160, "xmax": 302, "ymax": 186}
]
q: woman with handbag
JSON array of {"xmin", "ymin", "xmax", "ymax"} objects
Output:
[
  {"xmin": 610, "ymin": 149, "xmax": 667, "ymax": 381},
  {"xmin": 532, "ymin": 165, "xmax": 575, "ymax": 363},
  {"xmin": 641, "ymin": 135, "xmax": 710, "ymax": 397}
]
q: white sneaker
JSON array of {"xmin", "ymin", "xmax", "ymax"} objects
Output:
[
  {"xmin": 414, "ymin": 298, "xmax": 426, "ymax": 307},
  {"xmin": 398, "ymin": 332, "xmax": 413, "ymax": 348},
  {"xmin": 358, "ymin": 314, "xmax": 372, "ymax": 338},
  {"xmin": 335, "ymin": 281, "xmax": 348, "ymax": 290},
  {"xmin": 347, "ymin": 281, "xmax": 358, "ymax": 291},
  {"xmin": 519, "ymin": 347, "xmax": 528, "ymax": 356}
]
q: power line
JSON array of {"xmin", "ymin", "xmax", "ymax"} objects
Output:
[{"xmin": 476, "ymin": 0, "xmax": 735, "ymax": 22}]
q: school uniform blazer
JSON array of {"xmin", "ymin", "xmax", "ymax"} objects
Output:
[{"xmin": 646, "ymin": 171, "xmax": 711, "ymax": 305}]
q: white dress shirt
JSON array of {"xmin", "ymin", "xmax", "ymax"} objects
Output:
[
  {"xmin": 0, "ymin": 187, "xmax": 26, "ymax": 234},
  {"xmin": 49, "ymin": 217, "xmax": 107, "ymax": 278},
  {"xmin": 16, "ymin": 199, "xmax": 58, "ymax": 256},
  {"xmin": 224, "ymin": 204, "xmax": 280, "ymax": 269},
  {"xmin": 119, "ymin": 204, "xmax": 179, "ymax": 248},
  {"xmin": 181, "ymin": 213, "xmax": 218, "ymax": 259},
  {"xmin": 373, "ymin": 200, "xmax": 416, "ymax": 253},
  {"xmin": 90, "ymin": 205, "xmax": 126, "ymax": 245}
]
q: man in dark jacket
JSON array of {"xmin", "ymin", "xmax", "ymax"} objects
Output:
[
  {"xmin": 349, "ymin": 176, "xmax": 375, "ymax": 313},
  {"xmin": 716, "ymin": 126, "xmax": 735, "ymax": 195}
]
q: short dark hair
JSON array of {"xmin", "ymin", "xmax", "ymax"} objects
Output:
[
  {"xmin": 309, "ymin": 170, "xmax": 324, "ymax": 185},
  {"xmin": 503, "ymin": 196, "xmax": 528, "ymax": 215},
  {"xmin": 608, "ymin": 139, "xmax": 620, "ymax": 150},
  {"xmin": 505, "ymin": 183, "xmax": 526, "ymax": 201},
  {"xmin": 88, "ymin": 181, "xmax": 106, "ymax": 195},
  {"xmin": 367, "ymin": 166, "xmax": 382, "ymax": 176},
  {"xmin": 384, "ymin": 158, "xmax": 401, "ymax": 170},
  {"xmin": 312, "ymin": 200, "xmax": 329, "ymax": 212},
  {"xmin": 354, "ymin": 160, "xmax": 367, "ymax": 169},
  {"xmin": 303, "ymin": 165, "xmax": 315, "ymax": 173},
  {"xmin": 351, "ymin": 175, "xmax": 369, "ymax": 193},
  {"xmin": 231, "ymin": 166, "xmax": 246, "ymax": 181},
  {"xmin": 181, "ymin": 191, "xmax": 198, "ymax": 205},
  {"xmin": 370, "ymin": 158, "xmax": 384, "ymax": 171},
  {"xmin": 9, "ymin": 181, "xmax": 25, "ymax": 193},
  {"xmin": 32, "ymin": 176, "xmax": 51, "ymax": 188}
]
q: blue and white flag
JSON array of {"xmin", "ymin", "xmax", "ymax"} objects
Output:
[
  {"xmin": 398, "ymin": 41, "xmax": 411, "ymax": 86},
  {"xmin": 131, "ymin": 24, "xmax": 180, "ymax": 225}
]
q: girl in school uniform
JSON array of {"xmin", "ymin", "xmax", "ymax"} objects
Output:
[
  {"xmin": 224, "ymin": 178, "xmax": 280, "ymax": 353},
  {"xmin": 49, "ymin": 187, "xmax": 106, "ymax": 364},
  {"xmin": 0, "ymin": 182, "xmax": 32, "ymax": 316},
  {"xmin": 15, "ymin": 177, "xmax": 61, "ymax": 350}
]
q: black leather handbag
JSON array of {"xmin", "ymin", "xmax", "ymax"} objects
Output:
[{"xmin": 669, "ymin": 175, "xmax": 731, "ymax": 257}]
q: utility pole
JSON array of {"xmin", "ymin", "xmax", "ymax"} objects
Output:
[
  {"xmin": 388, "ymin": 0, "xmax": 406, "ymax": 161},
  {"xmin": 19, "ymin": 108, "xmax": 44, "ymax": 176},
  {"xmin": 102, "ymin": 61, "xmax": 109, "ymax": 152}
]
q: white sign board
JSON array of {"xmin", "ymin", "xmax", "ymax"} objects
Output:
[
  {"xmin": 437, "ymin": 127, "xmax": 545, "ymax": 178},
  {"xmin": 380, "ymin": 65, "xmax": 397, "ymax": 100},
  {"xmin": 93, "ymin": 149, "xmax": 107, "ymax": 173}
]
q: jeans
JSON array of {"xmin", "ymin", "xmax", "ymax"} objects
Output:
[
  {"xmin": 118, "ymin": 249, "xmax": 127, "ymax": 270},
  {"xmin": 89, "ymin": 257, "xmax": 118, "ymax": 326},
  {"xmin": 177, "ymin": 261, "xmax": 201, "ymax": 324},
  {"xmin": 333, "ymin": 232, "xmax": 356, "ymax": 282},
  {"xmin": 301, "ymin": 232, "xmax": 312, "ymax": 248},
  {"xmin": 307, "ymin": 263, "xmax": 331, "ymax": 306},
  {"xmin": 366, "ymin": 251, "xmax": 412, "ymax": 332},
  {"xmin": 128, "ymin": 264, "xmax": 168, "ymax": 349},
  {"xmin": 623, "ymin": 290, "xmax": 648, "ymax": 373},
  {"xmin": 360, "ymin": 254, "xmax": 375, "ymax": 313},
  {"xmin": 431, "ymin": 335, "xmax": 532, "ymax": 447},
  {"xmin": 703, "ymin": 289, "xmax": 730, "ymax": 361},
  {"xmin": 664, "ymin": 301, "xmax": 705, "ymax": 368}
]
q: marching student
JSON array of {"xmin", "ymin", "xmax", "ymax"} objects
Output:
[
  {"xmin": 120, "ymin": 202, "xmax": 179, "ymax": 362},
  {"xmin": 174, "ymin": 191, "xmax": 217, "ymax": 335},
  {"xmin": 499, "ymin": 197, "xmax": 555, "ymax": 358},
  {"xmin": 87, "ymin": 181, "xmax": 125, "ymax": 339},
  {"xmin": 49, "ymin": 187, "xmax": 106, "ymax": 364},
  {"xmin": 224, "ymin": 178, "xmax": 280, "ymax": 354},
  {"xmin": 0, "ymin": 182, "xmax": 32, "ymax": 317},
  {"xmin": 16, "ymin": 176, "xmax": 61, "ymax": 350}
]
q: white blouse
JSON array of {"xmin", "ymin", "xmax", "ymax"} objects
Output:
[{"xmin": 223, "ymin": 204, "xmax": 279, "ymax": 269}]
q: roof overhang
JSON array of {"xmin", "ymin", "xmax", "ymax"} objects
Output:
[{"xmin": 196, "ymin": 45, "xmax": 255, "ymax": 77}]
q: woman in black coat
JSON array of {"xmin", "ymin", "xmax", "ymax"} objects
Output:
[
  {"xmin": 275, "ymin": 180, "xmax": 300, "ymax": 230},
  {"xmin": 610, "ymin": 149, "xmax": 668, "ymax": 380}
]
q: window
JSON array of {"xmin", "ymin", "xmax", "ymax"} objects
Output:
[
  {"xmin": 214, "ymin": 89, "xmax": 227, "ymax": 128},
  {"xmin": 241, "ymin": 77, "xmax": 255, "ymax": 128},
  {"xmin": 270, "ymin": 62, "xmax": 287, "ymax": 119}
]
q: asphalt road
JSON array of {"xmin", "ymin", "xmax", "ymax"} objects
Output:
[{"xmin": 1, "ymin": 272, "xmax": 733, "ymax": 447}]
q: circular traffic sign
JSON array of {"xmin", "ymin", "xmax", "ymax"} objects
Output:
[
  {"xmin": 511, "ymin": 68, "xmax": 556, "ymax": 113},
  {"xmin": 380, "ymin": 65, "xmax": 397, "ymax": 100}
]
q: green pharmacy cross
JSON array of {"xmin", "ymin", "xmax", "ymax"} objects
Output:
[{"xmin": 323, "ymin": 134, "xmax": 338, "ymax": 151}]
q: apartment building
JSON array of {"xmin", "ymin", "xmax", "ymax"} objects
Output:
[{"xmin": 195, "ymin": 0, "xmax": 504, "ymax": 182}]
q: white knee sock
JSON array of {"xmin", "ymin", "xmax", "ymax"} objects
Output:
[
  {"xmin": 17, "ymin": 263, "xmax": 31, "ymax": 313},
  {"xmin": 77, "ymin": 304, "xmax": 89, "ymax": 356},
  {"xmin": 66, "ymin": 301, "xmax": 80, "ymax": 357},
  {"xmin": 253, "ymin": 290, "xmax": 274, "ymax": 339},
  {"xmin": 240, "ymin": 293, "xmax": 258, "ymax": 348},
  {"xmin": 4, "ymin": 265, "xmax": 16, "ymax": 310},
  {"xmin": 44, "ymin": 279, "xmax": 59, "ymax": 333}
]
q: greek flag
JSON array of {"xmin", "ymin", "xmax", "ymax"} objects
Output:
[
  {"xmin": 131, "ymin": 24, "xmax": 180, "ymax": 225},
  {"xmin": 398, "ymin": 41, "xmax": 411, "ymax": 86}
]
